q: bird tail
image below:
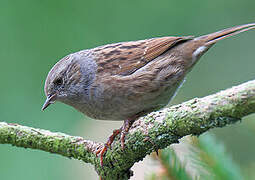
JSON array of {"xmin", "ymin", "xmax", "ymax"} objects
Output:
[{"xmin": 197, "ymin": 23, "xmax": 255, "ymax": 46}]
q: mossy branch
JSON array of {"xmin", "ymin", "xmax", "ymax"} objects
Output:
[{"xmin": 1, "ymin": 80, "xmax": 255, "ymax": 179}]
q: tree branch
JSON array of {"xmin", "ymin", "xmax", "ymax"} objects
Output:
[{"xmin": 1, "ymin": 79, "xmax": 255, "ymax": 179}]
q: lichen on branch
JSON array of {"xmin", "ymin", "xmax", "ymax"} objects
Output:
[{"xmin": 1, "ymin": 79, "xmax": 255, "ymax": 179}]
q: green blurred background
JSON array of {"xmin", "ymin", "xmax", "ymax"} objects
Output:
[{"xmin": 0, "ymin": 0, "xmax": 255, "ymax": 179}]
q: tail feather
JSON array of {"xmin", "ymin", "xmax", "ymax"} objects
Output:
[
  {"xmin": 198, "ymin": 23, "xmax": 255, "ymax": 45},
  {"xmin": 188, "ymin": 23, "xmax": 255, "ymax": 65}
]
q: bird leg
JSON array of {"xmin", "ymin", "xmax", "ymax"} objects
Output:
[
  {"xmin": 96, "ymin": 128, "xmax": 121, "ymax": 166},
  {"xmin": 96, "ymin": 117, "xmax": 137, "ymax": 166},
  {"xmin": 120, "ymin": 118, "xmax": 136, "ymax": 150}
]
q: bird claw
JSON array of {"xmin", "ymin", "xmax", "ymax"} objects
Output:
[
  {"xmin": 120, "ymin": 131, "xmax": 126, "ymax": 150},
  {"xmin": 96, "ymin": 145, "xmax": 108, "ymax": 166},
  {"xmin": 96, "ymin": 128, "xmax": 121, "ymax": 166},
  {"xmin": 95, "ymin": 117, "xmax": 136, "ymax": 166}
]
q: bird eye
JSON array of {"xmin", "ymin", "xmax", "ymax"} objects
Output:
[{"xmin": 54, "ymin": 78, "xmax": 63, "ymax": 86}]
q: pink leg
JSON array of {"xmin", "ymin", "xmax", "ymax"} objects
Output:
[
  {"xmin": 96, "ymin": 117, "xmax": 137, "ymax": 166},
  {"xmin": 96, "ymin": 128, "xmax": 121, "ymax": 166},
  {"xmin": 120, "ymin": 118, "xmax": 136, "ymax": 150}
]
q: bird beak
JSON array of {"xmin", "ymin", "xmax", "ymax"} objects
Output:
[{"xmin": 42, "ymin": 94, "xmax": 57, "ymax": 111}]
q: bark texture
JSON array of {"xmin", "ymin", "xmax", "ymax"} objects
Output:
[{"xmin": 1, "ymin": 80, "xmax": 255, "ymax": 179}]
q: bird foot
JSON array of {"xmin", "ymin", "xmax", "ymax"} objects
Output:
[
  {"xmin": 96, "ymin": 128, "xmax": 121, "ymax": 166},
  {"xmin": 96, "ymin": 117, "xmax": 136, "ymax": 166}
]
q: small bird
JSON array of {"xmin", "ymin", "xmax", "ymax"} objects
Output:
[{"xmin": 42, "ymin": 23, "xmax": 255, "ymax": 166}]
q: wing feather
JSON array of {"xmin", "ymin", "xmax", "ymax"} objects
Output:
[{"xmin": 93, "ymin": 36, "xmax": 193, "ymax": 76}]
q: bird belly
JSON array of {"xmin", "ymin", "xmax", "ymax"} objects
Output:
[{"xmin": 80, "ymin": 78, "xmax": 185, "ymax": 121}]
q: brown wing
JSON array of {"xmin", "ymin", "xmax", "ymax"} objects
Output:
[{"xmin": 93, "ymin": 36, "xmax": 193, "ymax": 76}]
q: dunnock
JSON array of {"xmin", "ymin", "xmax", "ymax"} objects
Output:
[{"xmin": 42, "ymin": 23, "xmax": 255, "ymax": 166}]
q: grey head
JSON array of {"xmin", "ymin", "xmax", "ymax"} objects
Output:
[{"xmin": 42, "ymin": 50, "xmax": 97, "ymax": 111}]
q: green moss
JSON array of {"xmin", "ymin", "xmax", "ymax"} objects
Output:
[{"xmin": 1, "ymin": 80, "xmax": 255, "ymax": 179}]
